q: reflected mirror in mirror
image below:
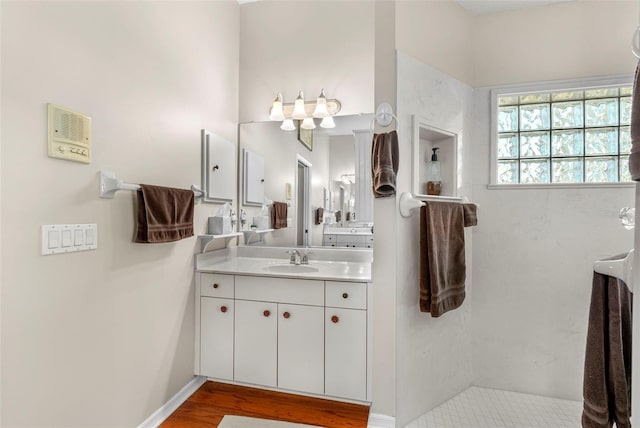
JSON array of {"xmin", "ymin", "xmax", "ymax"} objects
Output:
[{"xmin": 238, "ymin": 114, "xmax": 375, "ymax": 249}]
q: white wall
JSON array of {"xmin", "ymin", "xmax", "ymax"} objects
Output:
[
  {"xmin": 469, "ymin": 0, "xmax": 638, "ymax": 401},
  {"xmin": 395, "ymin": 52, "xmax": 475, "ymax": 427},
  {"xmin": 0, "ymin": 2, "xmax": 239, "ymax": 426},
  {"xmin": 396, "ymin": 0, "xmax": 474, "ymax": 86},
  {"xmin": 239, "ymin": 0, "xmax": 376, "ymax": 122},
  {"xmin": 471, "ymin": 0, "xmax": 638, "ymax": 86}
]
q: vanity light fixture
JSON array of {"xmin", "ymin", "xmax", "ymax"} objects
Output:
[{"xmin": 268, "ymin": 89, "xmax": 341, "ymax": 130}]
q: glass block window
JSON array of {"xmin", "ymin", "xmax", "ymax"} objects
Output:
[{"xmin": 496, "ymin": 84, "xmax": 633, "ymax": 184}]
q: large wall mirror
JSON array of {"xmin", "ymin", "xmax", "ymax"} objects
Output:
[{"xmin": 238, "ymin": 114, "xmax": 374, "ymax": 248}]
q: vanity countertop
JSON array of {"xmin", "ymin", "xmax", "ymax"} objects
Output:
[{"xmin": 197, "ymin": 256, "xmax": 371, "ymax": 282}]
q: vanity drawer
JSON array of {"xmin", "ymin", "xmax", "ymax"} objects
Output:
[
  {"xmin": 235, "ymin": 275, "xmax": 324, "ymax": 306},
  {"xmin": 323, "ymin": 234, "xmax": 337, "ymax": 243},
  {"xmin": 200, "ymin": 273, "xmax": 234, "ymax": 298},
  {"xmin": 326, "ymin": 281, "xmax": 367, "ymax": 309}
]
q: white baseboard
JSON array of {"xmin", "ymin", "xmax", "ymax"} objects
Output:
[
  {"xmin": 367, "ymin": 413, "xmax": 396, "ymax": 428},
  {"xmin": 138, "ymin": 375, "xmax": 207, "ymax": 428}
]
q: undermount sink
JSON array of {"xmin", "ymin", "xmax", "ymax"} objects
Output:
[{"xmin": 263, "ymin": 264, "xmax": 320, "ymax": 274}]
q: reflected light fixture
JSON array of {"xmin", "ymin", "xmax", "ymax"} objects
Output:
[
  {"xmin": 268, "ymin": 89, "xmax": 341, "ymax": 131},
  {"xmin": 280, "ymin": 118, "xmax": 296, "ymax": 131},
  {"xmin": 301, "ymin": 117, "xmax": 316, "ymax": 130}
]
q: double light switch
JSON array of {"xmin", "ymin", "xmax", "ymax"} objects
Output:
[{"xmin": 42, "ymin": 224, "xmax": 97, "ymax": 255}]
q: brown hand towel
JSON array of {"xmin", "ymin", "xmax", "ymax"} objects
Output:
[
  {"xmin": 335, "ymin": 210, "xmax": 342, "ymax": 223},
  {"xmin": 135, "ymin": 184, "xmax": 194, "ymax": 243},
  {"xmin": 271, "ymin": 202, "xmax": 288, "ymax": 229},
  {"xmin": 629, "ymin": 62, "xmax": 640, "ymax": 180},
  {"xmin": 419, "ymin": 201, "xmax": 467, "ymax": 317},
  {"xmin": 582, "ymin": 269, "xmax": 632, "ymax": 428},
  {"xmin": 315, "ymin": 207, "xmax": 324, "ymax": 225},
  {"xmin": 462, "ymin": 203, "xmax": 478, "ymax": 227},
  {"xmin": 371, "ymin": 130, "xmax": 399, "ymax": 198}
]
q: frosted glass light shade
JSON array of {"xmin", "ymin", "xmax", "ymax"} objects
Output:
[
  {"xmin": 292, "ymin": 91, "xmax": 307, "ymax": 120},
  {"xmin": 280, "ymin": 118, "xmax": 296, "ymax": 131},
  {"xmin": 269, "ymin": 93, "xmax": 284, "ymax": 121},
  {"xmin": 312, "ymin": 89, "xmax": 329, "ymax": 118},
  {"xmin": 301, "ymin": 117, "xmax": 316, "ymax": 130},
  {"xmin": 320, "ymin": 116, "xmax": 335, "ymax": 129}
]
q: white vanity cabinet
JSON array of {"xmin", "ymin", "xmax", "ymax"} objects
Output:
[
  {"xmin": 325, "ymin": 281, "xmax": 367, "ymax": 401},
  {"xmin": 195, "ymin": 271, "xmax": 369, "ymax": 402},
  {"xmin": 199, "ymin": 273, "xmax": 235, "ymax": 380},
  {"xmin": 234, "ymin": 299, "xmax": 277, "ymax": 387}
]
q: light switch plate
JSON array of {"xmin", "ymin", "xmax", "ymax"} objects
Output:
[{"xmin": 42, "ymin": 224, "xmax": 97, "ymax": 255}]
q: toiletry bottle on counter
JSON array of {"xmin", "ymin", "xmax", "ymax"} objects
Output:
[{"xmin": 427, "ymin": 147, "xmax": 442, "ymax": 196}]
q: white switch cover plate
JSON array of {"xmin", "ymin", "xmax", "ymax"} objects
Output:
[{"xmin": 42, "ymin": 224, "xmax": 97, "ymax": 255}]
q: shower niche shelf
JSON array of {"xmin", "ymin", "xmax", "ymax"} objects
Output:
[{"xmin": 412, "ymin": 115, "xmax": 459, "ymax": 199}]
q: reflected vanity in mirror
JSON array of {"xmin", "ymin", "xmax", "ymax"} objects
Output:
[{"xmin": 238, "ymin": 114, "xmax": 375, "ymax": 249}]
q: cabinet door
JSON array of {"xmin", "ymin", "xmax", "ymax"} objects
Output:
[
  {"xmin": 278, "ymin": 304, "xmax": 324, "ymax": 394},
  {"xmin": 325, "ymin": 308, "xmax": 367, "ymax": 400},
  {"xmin": 200, "ymin": 297, "xmax": 234, "ymax": 380},
  {"xmin": 234, "ymin": 299, "xmax": 277, "ymax": 387}
]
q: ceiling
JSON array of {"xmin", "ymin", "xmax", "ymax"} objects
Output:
[{"xmin": 455, "ymin": 0, "xmax": 574, "ymax": 15}]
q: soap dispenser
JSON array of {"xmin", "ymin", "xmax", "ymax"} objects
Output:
[{"xmin": 427, "ymin": 147, "xmax": 442, "ymax": 196}]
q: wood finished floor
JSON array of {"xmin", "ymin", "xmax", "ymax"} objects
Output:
[{"xmin": 161, "ymin": 381, "xmax": 370, "ymax": 428}]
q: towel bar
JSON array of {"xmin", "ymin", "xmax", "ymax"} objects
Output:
[
  {"xmin": 399, "ymin": 192, "xmax": 478, "ymax": 218},
  {"xmin": 593, "ymin": 249, "xmax": 634, "ymax": 291},
  {"xmin": 99, "ymin": 170, "xmax": 205, "ymax": 201}
]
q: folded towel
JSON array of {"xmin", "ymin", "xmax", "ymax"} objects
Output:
[
  {"xmin": 462, "ymin": 203, "xmax": 477, "ymax": 227},
  {"xmin": 582, "ymin": 269, "xmax": 632, "ymax": 428},
  {"xmin": 135, "ymin": 184, "xmax": 194, "ymax": 243},
  {"xmin": 271, "ymin": 201, "xmax": 288, "ymax": 229},
  {"xmin": 419, "ymin": 201, "xmax": 469, "ymax": 317},
  {"xmin": 315, "ymin": 207, "xmax": 324, "ymax": 225},
  {"xmin": 371, "ymin": 131, "xmax": 399, "ymax": 198},
  {"xmin": 629, "ymin": 62, "xmax": 640, "ymax": 180}
]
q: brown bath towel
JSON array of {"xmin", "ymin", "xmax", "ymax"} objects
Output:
[
  {"xmin": 371, "ymin": 130, "xmax": 399, "ymax": 198},
  {"xmin": 315, "ymin": 207, "xmax": 324, "ymax": 225},
  {"xmin": 419, "ymin": 201, "xmax": 470, "ymax": 317},
  {"xmin": 582, "ymin": 269, "xmax": 633, "ymax": 428},
  {"xmin": 135, "ymin": 184, "xmax": 194, "ymax": 243},
  {"xmin": 271, "ymin": 201, "xmax": 288, "ymax": 229},
  {"xmin": 629, "ymin": 62, "xmax": 640, "ymax": 180},
  {"xmin": 462, "ymin": 203, "xmax": 477, "ymax": 227}
]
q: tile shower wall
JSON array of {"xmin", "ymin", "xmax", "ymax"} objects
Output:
[
  {"xmin": 470, "ymin": 87, "xmax": 634, "ymax": 401},
  {"xmin": 395, "ymin": 52, "xmax": 475, "ymax": 427}
]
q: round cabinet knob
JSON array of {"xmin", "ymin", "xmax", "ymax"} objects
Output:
[
  {"xmin": 331, "ymin": 315, "xmax": 339, "ymax": 324},
  {"xmin": 263, "ymin": 310, "xmax": 271, "ymax": 317},
  {"xmin": 220, "ymin": 306, "xmax": 228, "ymax": 313},
  {"xmin": 283, "ymin": 311, "xmax": 291, "ymax": 319},
  {"xmin": 342, "ymin": 292, "xmax": 349, "ymax": 299},
  {"xmin": 212, "ymin": 283, "xmax": 219, "ymax": 289}
]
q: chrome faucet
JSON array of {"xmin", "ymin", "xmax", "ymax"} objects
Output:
[{"xmin": 288, "ymin": 249, "xmax": 301, "ymax": 265}]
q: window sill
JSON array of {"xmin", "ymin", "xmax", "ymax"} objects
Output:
[{"xmin": 487, "ymin": 182, "xmax": 636, "ymax": 190}]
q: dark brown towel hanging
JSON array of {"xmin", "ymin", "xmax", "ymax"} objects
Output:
[
  {"xmin": 371, "ymin": 131, "xmax": 399, "ymax": 198},
  {"xmin": 315, "ymin": 207, "xmax": 324, "ymax": 225},
  {"xmin": 135, "ymin": 184, "xmax": 194, "ymax": 243},
  {"xmin": 419, "ymin": 201, "xmax": 475, "ymax": 317},
  {"xmin": 582, "ymin": 270, "xmax": 632, "ymax": 428},
  {"xmin": 271, "ymin": 202, "xmax": 288, "ymax": 229}
]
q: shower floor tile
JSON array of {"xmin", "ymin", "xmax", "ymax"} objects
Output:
[{"xmin": 404, "ymin": 386, "xmax": 582, "ymax": 428}]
